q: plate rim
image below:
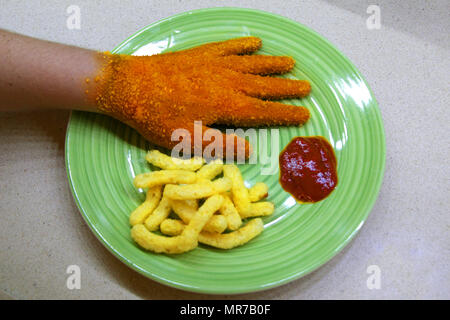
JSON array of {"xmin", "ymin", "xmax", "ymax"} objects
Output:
[{"xmin": 65, "ymin": 7, "xmax": 386, "ymax": 294}]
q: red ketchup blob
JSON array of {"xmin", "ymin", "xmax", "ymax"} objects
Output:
[{"xmin": 279, "ymin": 136, "xmax": 338, "ymax": 203}]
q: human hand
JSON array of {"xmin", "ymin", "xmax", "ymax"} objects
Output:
[{"xmin": 91, "ymin": 37, "xmax": 311, "ymax": 158}]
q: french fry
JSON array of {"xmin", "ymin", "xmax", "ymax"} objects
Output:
[
  {"xmin": 160, "ymin": 217, "xmax": 263, "ymax": 249},
  {"xmin": 240, "ymin": 202, "xmax": 275, "ymax": 219},
  {"xmin": 160, "ymin": 217, "xmax": 229, "ymax": 236},
  {"xmin": 170, "ymin": 199, "xmax": 227, "ymax": 233},
  {"xmin": 198, "ymin": 218, "xmax": 264, "ymax": 249},
  {"xmin": 145, "ymin": 149, "xmax": 204, "ymax": 171},
  {"xmin": 223, "ymin": 164, "xmax": 251, "ymax": 215},
  {"xmin": 131, "ymin": 224, "xmax": 196, "ymax": 254},
  {"xmin": 144, "ymin": 193, "xmax": 172, "ymax": 231},
  {"xmin": 177, "ymin": 195, "xmax": 224, "ymax": 237},
  {"xmin": 133, "ymin": 170, "xmax": 196, "ymax": 188},
  {"xmin": 196, "ymin": 158, "xmax": 223, "ymax": 181},
  {"xmin": 204, "ymin": 215, "xmax": 227, "ymax": 233},
  {"xmin": 129, "ymin": 150, "xmax": 274, "ymax": 254},
  {"xmin": 129, "ymin": 186, "xmax": 163, "ymax": 226},
  {"xmin": 248, "ymin": 182, "xmax": 269, "ymax": 202},
  {"xmin": 160, "ymin": 219, "xmax": 185, "ymax": 236},
  {"xmin": 169, "ymin": 199, "xmax": 199, "ymax": 221},
  {"xmin": 131, "ymin": 195, "xmax": 224, "ymax": 254},
  {"xmin": 219, "ymin": 193, "xmax": 242, "ymax": 231},
  {"xmin": 164, "ymin": 177, "xmax": 231, "ymax": 200}
]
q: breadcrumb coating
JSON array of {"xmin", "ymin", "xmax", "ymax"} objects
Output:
[{"xmin": 90, "ymin": 37, "xmax": 311, "ymax": 158}]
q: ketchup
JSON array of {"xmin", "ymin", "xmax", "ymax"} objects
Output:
[{"xmin": 279, "ymin": 136, "xmax": 338, "ymax": 203}]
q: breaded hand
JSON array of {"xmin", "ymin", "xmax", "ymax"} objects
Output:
[{"xmin": 91, "ymin": 37, "xmax": 311, "ymax": 158}]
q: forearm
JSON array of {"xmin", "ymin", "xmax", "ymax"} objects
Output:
[{"xmin": 0, "ymin": 29, "xmax": 102, "ymax": 112}]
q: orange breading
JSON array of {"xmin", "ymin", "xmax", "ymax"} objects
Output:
[{"xmin": 90, "ymin": 37, "xmax": 311, "ymax": 158}]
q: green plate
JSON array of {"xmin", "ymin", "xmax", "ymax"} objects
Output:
[{"xmin": 65, "ymin": 8, "xmax": 385, "ymax": 294}]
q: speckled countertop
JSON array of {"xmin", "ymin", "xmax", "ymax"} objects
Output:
[{"xmin": 0, "ymin": 0, "xmax": 449, "ymax": 299}]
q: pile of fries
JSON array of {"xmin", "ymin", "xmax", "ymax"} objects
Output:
[{"xmin": 129, "ymin": 150, "xmax": 274, "ymax": 254}]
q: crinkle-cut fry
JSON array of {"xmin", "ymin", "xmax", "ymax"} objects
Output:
[
  {"xmin": 196, "ymin": 158, "xmax": 223, "ymax": 181},
  {"xmin": 144, "ymin": 193, "xmax": 172, "ymax": 231},
  {"xmin": 164, "ymin": 177, "xmax": 231, "ymax": 200},
  {"xmin": 240, "ymin": 202, "xmax": 275, "ymax": 219},
  {"xmin": 219, "ymin": 193, "xmax": 242, "ymax": 231},
  {"xmin": 131, "ymin": 195, "xmax": 224, "ymax": 254},
  {"xmin": 160, "ymin": 219, "xmax": 185, "ymax": 236},
  {"xmin": 145, "ymin": 149, "xmax": 204, "ymax": 171},
  {"xmin": 198, "ymin": 218, "xmax": 264, "ymax": 249},
  {"xmin": 248, "ymin": 182, "xmax": 269, "ymax": 202},
  {"xmin": 223, "ymin": 164, "xmax": 251, "ymax": 214},
  {"xmin": 133, "ymin": 170, "xmax": 197, "ymax": 188},
  {"xmin": 129, "ymin": 186, "xmax": 162, "ymax": 226},
  {"xmin": 170, "ymin": 199, "xmax": 227, "ymax": 233}
]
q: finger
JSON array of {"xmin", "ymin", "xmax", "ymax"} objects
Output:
[
  {"xmin": 219, "ymin": 55, "xmax": 295, "ymax": 75},
  {"xmin": 128, "ymin": 116, "xmax": 251, "ymax": 160},
  {"xmin": 216, "ymin": 95, "xmax": 310, "ymax": 127},
  {"xmin": 165, "ymin": 121, "xmax": 253, "ymax": 160},
  {"xmin": 220, "ymin": 71, "xmax": 311, "ymax": 100},
  {"xmin": 180, "ymin": 37, "xmax": 262, "ymax": 56}
]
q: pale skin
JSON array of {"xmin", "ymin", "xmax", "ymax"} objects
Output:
[{"xmin": 0, "ymin": 29, "xmax": 99, "ymax": 112}]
